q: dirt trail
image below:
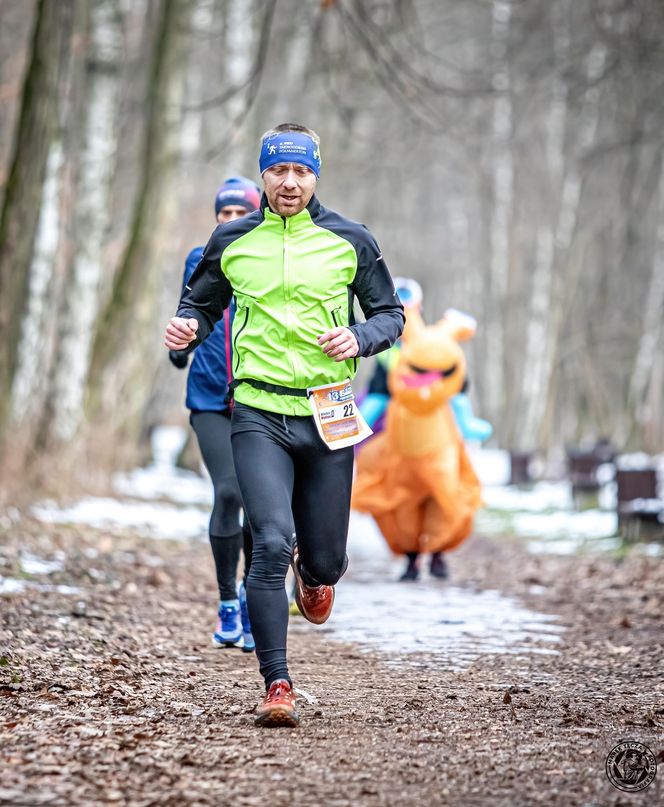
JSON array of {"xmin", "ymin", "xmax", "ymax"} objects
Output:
[{"xmin": 1, "ymin": 514, "xmax": 663, "ymax": 806}]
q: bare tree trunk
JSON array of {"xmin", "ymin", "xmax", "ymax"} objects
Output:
[
  {"xmin": 6, "ymin": 0, "xmax": 92, "ymax": 472},
  {"xmin": 626, "ymin": 154, "xmax": 664, "ymax": 447},
  {"xmin": 86, "ymin": 0, "xmax": 191, "ymax": 455},
  {"xmin": 48, "ymin": 0, "xmax": 123, "ymax": 445},
  {"xmin": 0, "ymin": 0, "xmax": 40, "ymax": 215},
  {"xmin": 0, "ymin": 0, "xmax": 72, "ymax": 443},
  {"xmin": 529, "ymin": 43, "xmax": 607, "ymax": 451},
  {"xmin": 485, "ymin": 0, "xmax": 514, "ymax": 426},
  {"xmin": 9, "ymin": 143, "xmax": 65, "ymax": 424},
  {"xmin": 519, "ymin": 0, "xmax": 569, "ymax": 449}
]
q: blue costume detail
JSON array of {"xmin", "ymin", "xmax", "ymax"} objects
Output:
[
  {"xmin": 361, "ymin": 393, "xmax": 390, "ymax": 429},
  {"xmin": 182, "ymin": 246, "xmax": 235, "ymax": 413},
  {"xmin": 450, "ymin": 393, "xmax": 493, "ymax": 442}
]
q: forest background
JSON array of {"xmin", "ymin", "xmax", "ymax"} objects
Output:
[{"xmin": 1, "ymin": 0, "xmax": 663, "ymax": 492}]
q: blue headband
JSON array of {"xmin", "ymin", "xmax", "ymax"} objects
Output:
[{"xmin": 259, "ymin": 131, "xmax": 321, "ymax": 177}]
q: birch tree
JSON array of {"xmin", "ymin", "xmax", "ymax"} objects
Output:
[
  {"xmin": 49, "ymin": 0, "xmax": 124, "ymax": 444},
  {"xmin": 0, "ymin": 0, "xmax": 73, "ymax": 444},
  {"xmin": 485, "ymin": 0, "xmax": 514, "ymax": 424},
  {"xmin": 528, "ymin": 42, "xmax": 607, "ymax": 450},
  {"xmin": 87, "ymin": 0, "xmax": 192, "ymax": 454},
  {"xmin": 626, "ymin": 155, "xmax": 664, "ymax": 447},
  {"xmin": 519, "ymin": 0, "xmax": 570, "ymax": 449}
]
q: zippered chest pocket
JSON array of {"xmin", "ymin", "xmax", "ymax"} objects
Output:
[
  {"xmin": 322, "ymin": 292, "xmax": 357, "ymax": 374},
  {"xmin": 323, "ymin": 293, "xmax": 348, "ymax": 329},
  {"xmin": 232, "ymin": 303, "xmax": 250, "ymax": 373}
]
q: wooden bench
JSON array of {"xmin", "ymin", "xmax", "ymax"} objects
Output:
[
  {"xmin": 509, "ymin": 451, "xmax": 532, "ymax": 486},
  {"xmin": 615, "ymin": 467, "xmax": 664, "ymax": 541}
]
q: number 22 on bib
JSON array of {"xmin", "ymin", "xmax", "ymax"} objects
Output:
[{"xmin": 307, "ymin": 380, "xmax": 373, "ymax": 450}]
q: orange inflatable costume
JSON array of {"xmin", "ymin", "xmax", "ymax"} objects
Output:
[{"xmin": 352, "ymin": 308, "xmax": 482, "ymax": 555}]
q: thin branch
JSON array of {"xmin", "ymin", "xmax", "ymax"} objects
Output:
[
  {"xmin": 203, "ymin": 0, "xmax": 277, "ymax": 163},
  {"xmin": 343, "ymin": 0, "xmax": 493, "ymax": 99},
  {"xmin": 183, "ymin": 3, "xmax": 275, "ymax": 114}
]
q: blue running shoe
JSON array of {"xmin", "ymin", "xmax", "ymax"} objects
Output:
[
  {"xmin": 238, "ymin": 581, "xmax": 255, "ymax": 653},
  {"xmin": 213, "ymin": 599, "xmax": 242, "ymax": 647}
]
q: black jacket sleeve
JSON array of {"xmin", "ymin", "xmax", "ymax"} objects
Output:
[
  {"xmin": 348, "ymin": 229, "xmax": 404, "ymax": 357},
  {"xmin": 168, "ymin": 349, "xmax": 189, "ymax": 369},
  {"xmin": 175, "ymin": 225, "xmax": 233, "ymax": 351}
]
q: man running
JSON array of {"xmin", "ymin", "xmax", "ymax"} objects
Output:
[
  {"xmin": 165, "ymin": 123, "xmax": 404, "ymax": 727},
  {"xmin": 169, "ymin": 177, "xmax": 261, "ymax": 651}
]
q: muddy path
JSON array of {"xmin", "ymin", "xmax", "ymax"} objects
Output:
[{"xmin": 1, "ymin": 512, "xmax": 663, "ymax": 806}]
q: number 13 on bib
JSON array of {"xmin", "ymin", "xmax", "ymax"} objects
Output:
[{"xmin": 307, "ymin": 379, "xmax": 373, "ymax": 450}]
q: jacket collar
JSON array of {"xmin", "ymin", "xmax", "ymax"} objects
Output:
[{"xmin": 261, "ymin": 193, "xmax": 321, "ymax": 222}]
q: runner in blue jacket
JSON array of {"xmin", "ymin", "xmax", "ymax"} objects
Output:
[{"xmin": 170, "ymin": 177, "xmax": 261, "ymax": 651}]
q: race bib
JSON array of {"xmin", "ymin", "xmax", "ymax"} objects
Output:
[{"xmin": 307, "ymin": 379, "xmax": 373, "ymax": 450}]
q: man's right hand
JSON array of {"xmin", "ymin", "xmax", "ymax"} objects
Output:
[{"xmin": 164, "ymin": 317, "xmax": 199, "ymax": 350}]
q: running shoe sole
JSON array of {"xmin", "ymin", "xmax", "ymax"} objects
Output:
[
  {"xmin": 254, "ymin": 707, "xmax": 300, "ymax": 728},
  {"xmin": 212, "ymin": 636, "xmax": 241, "ymax": 648}
]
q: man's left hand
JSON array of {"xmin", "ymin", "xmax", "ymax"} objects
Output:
[{"xmin": 318, "ymin": 327, "xmax": 359, "ymax": 362}]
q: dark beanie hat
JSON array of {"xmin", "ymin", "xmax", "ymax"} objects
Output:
[{"xmin": 214, "ymin": 176, "xmax": 261, "ymax": 216}]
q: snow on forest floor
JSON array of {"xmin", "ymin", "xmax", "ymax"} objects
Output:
[
  {"xmin": 2, "ymin": 431, "xmax": 663, "ymax": 805},
  {"xmin": 2, "ymin": 503, "xmax": 663, "ymax": 805},
  {"xmin": 22, "ymin": 429, "xmax": 663, "ymax": 670}
]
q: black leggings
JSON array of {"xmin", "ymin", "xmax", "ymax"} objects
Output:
[
  {"xmin": 190, "ymin": 411, "xmax": 252, "ymax": 601},
  {"xmin": 231, "ymin": 403, "xmax": 354, "ymax": 687}
]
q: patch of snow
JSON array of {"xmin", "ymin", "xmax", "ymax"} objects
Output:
[
  {"xmin": 151, "ymin": 425, "xmax": 188, "ymax": 468},
  {"xmin": 0, "ymin": 577, "xmax": 26, "ymax": 595},
  {"xmin": 481, "ymin": 482, "xmax": 573, "ymax": 512},
  {"xmin": 640, "ymin": 543, "xmax": 663, "ymax": 557},
  {"xmin": 321, "ymin": 514, "xmax": 565, "ymax": 668},
  {"xmin": 111, "ymin": 426, "xmax": 212, "ymax": 505},
  {"xmin": 511, "ymin": 509, "xmax": 618, "ymax": 539},
  {"xmin": 0, "ymin": 576, "xmax": 81, "ymax": 596},
  {"xmin": 616, "ymin": 453, "xmax": 655, "ymax": 471},
  {"xmin": 32, "ymin": 497, "xmax": 208, "ymax": 541},
  {"xmin": 20, "ymin": 551, "xmax": 65, "ymax": 576},
  {"xmin": 112, "ymin": 465, "xmax": 211, "ymax": 506},
  {"xmin": 526, "ymin": 536, "xmax": 623, "ymax": 556},
  {"xmin": 293, "ymin": 688, "xmax": 317, "ymax": 704},
  {"xmin": 475, "ymin": 506, "xmax": 618, "ymax": 544},
  {"xmin": 598, "ymin": 482, "xmax": 616, "ymax": 510},
  {"xmin": 325, "ymin": 578, "xmax": 563, "ymax": 667},
  {"xmin": 467, "ymin": 447, "xmax": 511, "ymax": 486}
]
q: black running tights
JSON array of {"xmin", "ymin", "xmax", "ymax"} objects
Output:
[
  {"xmin": 231, "ymin": 403, "xmax": 353, "ymax": 688},
  {"xmin": 190, "ymin": 411, "xmax": 252, "ymax": 601}
]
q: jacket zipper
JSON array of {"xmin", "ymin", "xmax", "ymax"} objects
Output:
[
  {"xmin": 233, "ymin": 306, "xmax": 250, "ymax": 374},
  {"xmin": 283, "ymin": 217, "xmax": 301, "ymax": 386}
]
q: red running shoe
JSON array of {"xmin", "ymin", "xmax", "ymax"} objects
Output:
[
  {"xmin": 255, "ymin": 679, "xmax": 300, "ymax": 727},
  {"xmin": 292, "ymin": 547, "xmax": 335, "ymax": 624}
]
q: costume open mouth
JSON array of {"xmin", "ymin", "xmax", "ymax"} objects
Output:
[{"xmin": 401, "ymin": 363, "xmax": 458, "ymax": 388}]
